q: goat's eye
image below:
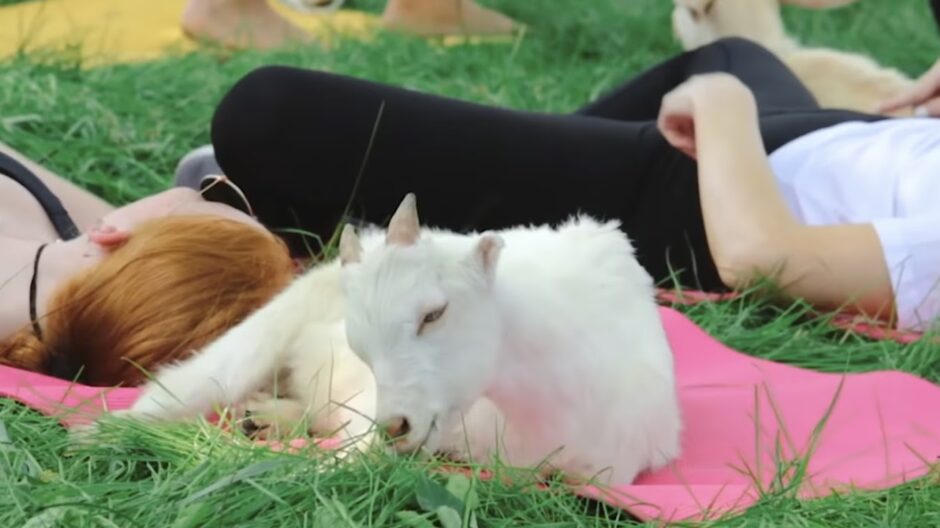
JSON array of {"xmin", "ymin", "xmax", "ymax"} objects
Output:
[
  {"xmin": 685, "ymin": 6, "xmax": 700, "ymax": 21},
  {"xmin": 418, "ymin": 304, "xmax": 447, "ymax": 335},
  {"xmin": 703, "ymin": 0, "xmax": 716, "ymax": 15}
]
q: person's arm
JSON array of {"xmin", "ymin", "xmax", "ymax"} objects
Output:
[
  {"xmin": 877, "ymin": 58, "xmax": 940, "ymax": 117},
  {"xmin": 658, "ymin": 74, "xmax": 894, "ymax": 318}
]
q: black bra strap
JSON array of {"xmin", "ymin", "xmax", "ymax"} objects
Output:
[{"xmin": 0, "ymin": 151, "xmax": 80, "ymax": 241}]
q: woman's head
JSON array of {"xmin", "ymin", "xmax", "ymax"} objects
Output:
[{"xmin": 1, "ymin": 215, "xmax": 295, "ymax": 386}]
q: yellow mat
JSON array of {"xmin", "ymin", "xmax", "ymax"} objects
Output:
[{"xmin": 0, "ymin": 0, "xmax": 379, "ymax": 66}]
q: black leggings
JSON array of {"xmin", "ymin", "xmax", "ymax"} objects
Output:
[{"xmin": 211, "ymin": 37, "xmax": 881, "ymax": 290}]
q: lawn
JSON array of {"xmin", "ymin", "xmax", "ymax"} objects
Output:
[{"xmin": 1, "ymin": 0, "xmax": 938, "ymax": 525}]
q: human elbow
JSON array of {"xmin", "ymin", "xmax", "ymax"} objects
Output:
[
  {"xmin": 712, "ymin": 239, "xmax": 785, "ymax": 290},
  {"xmin": 714, "ymin": 252, "xmax": 755, "ymax": 290}
]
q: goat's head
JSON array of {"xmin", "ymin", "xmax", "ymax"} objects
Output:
[{"xmin": 339, "ymin": 194, "xmax": 504, "ymax": 453}]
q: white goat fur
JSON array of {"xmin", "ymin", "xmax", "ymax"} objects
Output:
[
  {"xmin": 123, "ymin": 257, "xmax": 377, "ymax": 447},
  {"xmin": 121, "ymin": 199, "xmax": 681, "ymax": 485},
  {"xmin": 339, "ymin": 195, "xmax": 681, "ymax": 486},
  {"xmin": 672, "ymin": 0, "xmax": 915, "ymax": 117}
]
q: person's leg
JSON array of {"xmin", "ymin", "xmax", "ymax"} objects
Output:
[
  {"xmin": 211, "ymin": 66, "xmax": 725, "ymax": 290},
  {"xmin": 181, "ymin": 0, "xmax": 310, "ymax": 50},
  {"xmin": 576, "ymin": 36, "xmax": 884, "ymax": 151},
  {"xmin": 381, "ymin": 0, "xmax": 517, "ymax": 36},
  {"xmin": 181, "ymin": 0, "xmax": 516, "ymax": 47},
  {"xmin": 577, "ymin": 37, "xmax": 819, "ymax": 121}
]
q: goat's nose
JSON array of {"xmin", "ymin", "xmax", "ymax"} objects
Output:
[{"xmin": 382, "ymin": 416, "xmax": 411, "ymax": 440}]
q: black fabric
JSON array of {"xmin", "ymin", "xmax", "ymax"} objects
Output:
[
  {"xmin": 29, "ymin": 242, "xmax": 48, "ymax": 341},
  {"xmin": 932, "ymin": 0, "xmax": 940, "ymax": 31},
  {"xmin": 0, "ymin": 152, "xmax": 80, "ymax": 241},
  {"xmin": 211, "ymin": 37, "xmax": 882, "ymax": 291}
]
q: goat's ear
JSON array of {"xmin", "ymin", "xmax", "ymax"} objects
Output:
[
  {"xmin": 339, "ymin": 224, "xmax": 362, "ymax": 266},
  {"xmin": 467, "ymin": 233, "xmax": 504, "ymax": 285},
  {"xmin": 386, "ymin": 193, "xmax": 420, "ymax": 246}
]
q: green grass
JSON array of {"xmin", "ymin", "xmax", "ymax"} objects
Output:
[{"xmin": 1, "ymin": 0, "xmax": 939, "ymax": 525}]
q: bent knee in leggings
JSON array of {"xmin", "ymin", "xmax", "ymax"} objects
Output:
[
  {"xmin": 210, "ymin": 66, "xmax": 376, "ymax": 251},
  {"xmin": 696, "ymin": 37, "xmax": 817, "ymax": 112},
  {"xmin": 211, "ymin": 66, "xmax": 333, "ymax": 160},
  {"xmin": 681, "ymin": 37, "xmax": 791, "ymax": 84}
]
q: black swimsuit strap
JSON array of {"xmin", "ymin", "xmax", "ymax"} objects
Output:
[{"xmin": 0, "ymin": 151, "xmax": 80, "ymax": 241}]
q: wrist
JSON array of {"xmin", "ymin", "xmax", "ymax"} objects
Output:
[{"xmin": 690, "ymin": 75, "xmax": 757, "ymax": 119}]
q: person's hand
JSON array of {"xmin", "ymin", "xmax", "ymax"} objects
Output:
[
  {"xmin": 876, "ymin": 58, "xmax": 940, "ymax": 117},
  {"xmin": 658, "ymin": 80, "xmax": 699, "ymax": 159},
  {"xmin": 658, "ymin": 73, "xmax": 754, "ymax": 159}
]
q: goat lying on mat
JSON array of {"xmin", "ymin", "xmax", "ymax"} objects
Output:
[{"xmin": 112, "ymin": 193, "xmax": 682, "ymax": 486}]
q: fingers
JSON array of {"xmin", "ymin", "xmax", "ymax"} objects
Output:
[
  {"xmin": 915, "ymin": 97, "xmax": 940, "ymax": 118},
  {"xmin": 876, "ymin": 59, "xmax": 940, "ymax": 114},
  {"xmin": 657, "ymin": 87, "xmax": 698, "ymax": 159},
  {"xmin": 659, "ymin": 116, "xmax": 697, "ymax": 159},
  {"xmin": 657, "ymin": 113, "xmax": 698, "ymax": 159},
  {"xmin": 877, "ymin": 86, "xmax": 932, "ymax": 115}
]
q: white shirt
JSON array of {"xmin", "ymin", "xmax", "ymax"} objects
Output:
[{"xmin": 769, "ymin": 118, "xmax": 940, "ymax": 331}]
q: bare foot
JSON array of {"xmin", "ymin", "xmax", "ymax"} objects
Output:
[
  {"xmin": 181, "ymin": 0, "xmax": 311, "ymax": 50},
  {"xmin": 382, "ymin": 0, "xmax": 517, "ymax": 36}
]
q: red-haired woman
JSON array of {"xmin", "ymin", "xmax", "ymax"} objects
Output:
[{"xmin": 0, "ymin": 142, "xmax": 295, "ymax": 385}]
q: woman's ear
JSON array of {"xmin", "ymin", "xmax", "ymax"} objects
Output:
[{"xmin": 88, "ymin": 224, "xmax": 130, "ymax": 249}]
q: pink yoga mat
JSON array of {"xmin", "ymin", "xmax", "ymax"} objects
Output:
[
  {"xmin": 0, "ymin": 366, "xmax": 137, "ymax": 427},
  {"xmin": 1, "ymin": 307, "xmax": 938, "ymax": 522},
  {"xmin": 655, "ymin": 289, "xmax": 926, "ymax": 344}
]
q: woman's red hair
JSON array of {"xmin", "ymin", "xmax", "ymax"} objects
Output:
[{"xmin": 1, "ymin": 215, "xmax": 295, "ymax": 386}]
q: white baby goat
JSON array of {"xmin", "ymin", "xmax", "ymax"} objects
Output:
[
  {"xmin": 339, "ymin": 194, "xmax": 682, "ymax": 486},
  {"xmin": 116, "ymin": 258, "xmax": 377, "ymax": 448}
]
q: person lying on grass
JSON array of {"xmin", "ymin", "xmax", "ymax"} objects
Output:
[
  {"xmin": 180, "ymin": 0, "xmax": 518, "ymax": 49},
  {"xmin": 181, "ymin": 37, "xmax": 939, "ymax": 332},
  {"xmin": 0, "ymin": 142, "xmax": 295, "ymax": 385},
  {"xmin": 3, "ymin": 37, "xmax": 938, "ymax": 388}
]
